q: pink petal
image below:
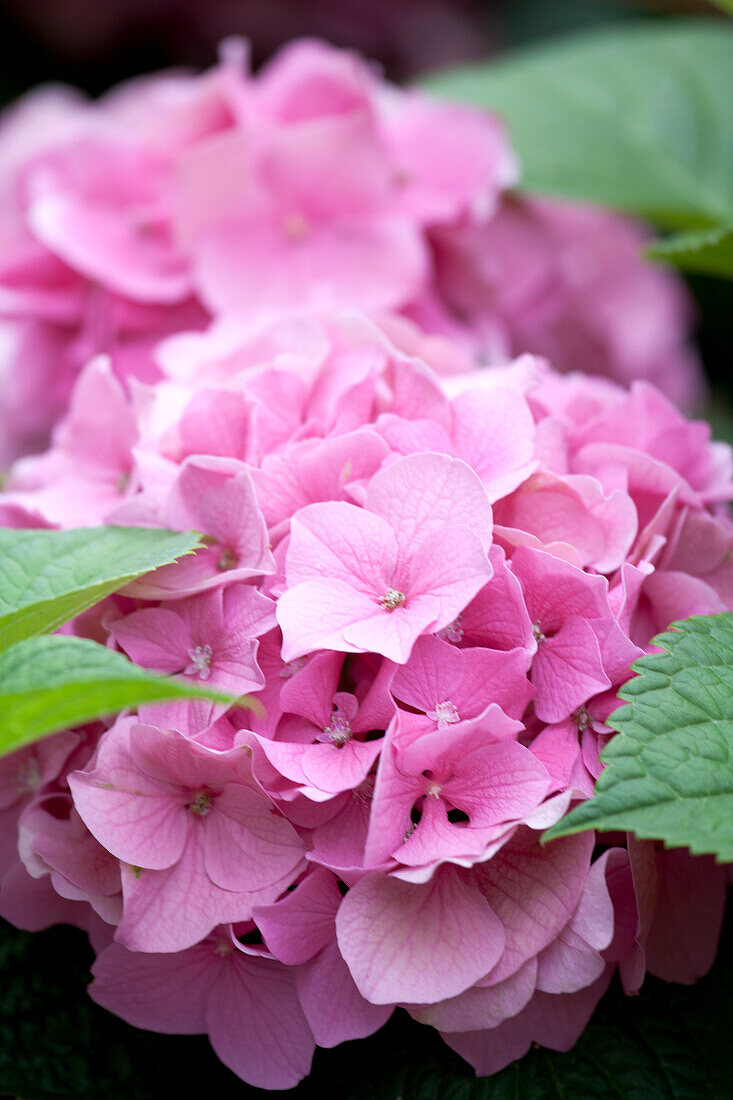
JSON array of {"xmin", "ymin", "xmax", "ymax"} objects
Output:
[
  {"xmin": 278, "ymin": 568, "xmax": 443, "ymax": 664},
  {"xmin": 111, "ymin": 606, "xmax": 192, "ymax": 673},
  {"xmin": 412, "ymin": 956, "xmax": 537, "ymax": 1032},
  {"xmin": 90, "ymin": 940, "xmax": 212, "ymax": 1033},
  {"xmin": 30, "ymin": 191, "xmax": 191, "ymax": 303},
  {"xmin": 446, "ymin": 741, "xmax": 550, "ymax": 827},
  {"xmin": 336, "ymin": 866, "xmax": 505, "ymax": 1004},
  {"xmin": 471, "ymin": 829, "xmax": 595, "ymax": 983},
  {"xmin": 366, "ymin": 452, "xmax": 493, "ymax": 554},
  {"xmin": 193, "ymin": 215, "xmax": 426, "ymax": 317},
  {"xmin": 443, "ymin": 969, "xmax": 612, "ymax": 1077},
  {"xmin": 408, "ymin": 525, "xmax": 493, "ymax": 629},
  {"xmin": 203, "ymin": 783, "xmax": 304, "ymax": 893},
  {"xmin": 451, "ymin": 387, "xmax": 538, "ymax": 502},
  {"xmin": 532, "ymin": 618, "xmax": 610, "ymax": 723},
  {"xmin": 68, "ymin": 770, "xmax": 188, "ymax": 872},
  {"xmin": 116, "ymin": 832, "xmax": 266, "ymax": 952},
  {"xmin": 252, "ymin": 867, "xmax": 341, "ymax": 965},
  {"xmin": 644, "ymin": 846, "xmax": 726, "ymax": 985},
  {"xmin": 285, "ymin": 501, "xmax": 397, "ymax": 593},
  {"xmin": 206, "ymin": 953, "xmax": 314, "ymax": 1090},
  {"xmin": 296, "ymin": 938, "xmax": 393, "ymax": 1047},
  {"xmin": 300, "ymin": 738, "xmax": 382, "ymax": 795}
]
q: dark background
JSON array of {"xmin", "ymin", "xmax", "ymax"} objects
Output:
[{"xmin": 0, "ymin": 0, "xmax": 720, "ymax": 90}]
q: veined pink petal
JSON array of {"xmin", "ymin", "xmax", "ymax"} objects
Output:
[
  {"xmin": 68, "ymin": 770, "xmax": 188, "ymax": 872},
  {"xmin": 253, "ymin": 867, "xmax": 341, "ymax": 966},
  {"xmin": 205, "ymin": 953, "xmax": 315, "ymax": 1090},
  {"xmin": 286, "ymin": 501, "xmax": 398, "ymax": 593},
  {"xmin": 90, "ymin": 940, "xmax": 213, "ymax": 1033},
  {"xmin": 117, "ymin": 832, "xmax": 259, "ymax": 953},
  {"xmin": 367, "ymin": 452, "xmax": 493, "ymax": 554},
  {"xmin": 296, "ymin": 938, "xmax": 393, "ymax": 1047},
  {"xmin": 412, "ymin": 956, "xmax": 537, "ymax": 1032},
  {"xmin": 336, "ymin": 866, "xmax": 505, "ymax": 1004},
  {"xmin": 203, "ymin": 783, "xmax": 304, "ymax": 893}
]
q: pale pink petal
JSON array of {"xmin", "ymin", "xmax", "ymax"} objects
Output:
[
  {"xmin": 408, "ymin": 526, "xmax": 493, "ymax": 629},
  {"xmin": 336, "ymin": 866, "xmax": 505, "ymax": 1004},
  {"xmin": 278, "ymin": 578, "xmax": 410, "ymax": 662},
  {"xmin": 203, "ymin": 783, "xmax": 304, "ymax": 893},
  {"xmin": 412, "ymin": 956, "xmax": 537, "ymax": 1032},
  {"xmin": 366, "ymin": 452, "xmax": 493, "ymax": 554},
  {"xmin": 451, "ymin": 387, "xmax": 537, "ymax": 502},
  {"xmin": 285, "ymin": 501, "xmax": 397, "ymax": 593},
  {"xmin": 192, "ymin": 216, "xmax": 426, "ymax": 317}
]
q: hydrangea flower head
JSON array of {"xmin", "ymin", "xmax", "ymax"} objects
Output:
[
  {"xmin": 0, "ymin": 38, "xmax": 700, "ymax": 463},
  {"xmin": 0, "ymin": 37, "xmax": 728, "ymax": 1094}
]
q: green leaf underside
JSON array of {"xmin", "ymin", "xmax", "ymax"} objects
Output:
[
  {"xmin": 422, "ymin": 20, "xmax": 733, "ymax": 228},
  {"xmin": 545, "ymin": 613, "xmax": 733, "ymax": 860},
  {"xmin": 0, "ymin": 635, "xmax": 234, "ymax": 757},
  {"xmin": 646, "ymin": 224, "xmax": 733, "ymax": 278},
  {"xmin": 0, "ymin": 526, "xmax": 202, "ymax": 653}
]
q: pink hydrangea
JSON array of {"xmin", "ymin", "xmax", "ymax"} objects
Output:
[
  {"xmin": 0, "ymin": 38, "xmax": 700, "ymax": 464},
  {"xmin": 427, "ymin": 196, "xmax": 705, "ymax": 410},
  {"xmin": 1, "ymin": 302, "xmax": 729, "ymax": 1089}
]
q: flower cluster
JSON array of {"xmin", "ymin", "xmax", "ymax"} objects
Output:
[
  {"xmin": 0, "ymin": 38, "xmax": 701, "ymax": 465},
  {"xmin": 1, "ymin": 303, "xmax": 730, "ymax": 1088}
]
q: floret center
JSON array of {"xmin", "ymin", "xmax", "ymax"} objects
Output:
[
  {"xmin": 428, "ymin": 700, "xmax": 460, "ymax": 728},
  {"xmin": 380, "ymin": 587, "xmax": 406, "ymax": 611},
  {"xmin": 185, "ymin": 644, "xmax": 213, "ymax": 680},
  {"xmin": 187, "ymin": 790, "xmax": 213, "ymax": 817},
  {"xmin": 323, "ymin": 711, "xmax": 352, "ymax": 747}
]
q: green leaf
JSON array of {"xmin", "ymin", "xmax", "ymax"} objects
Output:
[
  {"xmin": 646, "ymin": 223, "xmax": 733, "ymax": 278},
  {"xmin": 545, "ymin": 613, "xmax": 733, "ymax": 859},
  {"xmin": 0, "ymin": 526, "xmax": 201, "ymax": 652},
  {"xmin": 422, "ymin": 20, "xmax": 733, "ymax": 228},
  {"xmin": 0, "ymin": 635, "xmax": 233, "ymax": 757},
  {"xmin": 711, "ymin": 0, "xmax": 733, "ymax": 16}
]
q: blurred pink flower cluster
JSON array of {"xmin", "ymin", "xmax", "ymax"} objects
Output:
[
  {"xmin": 1, "ymin": 298, "xmax": 730, "ymax": 1085},
  {"xmin": 0, "ymin": 38, "xmax": 702, "ymax": 465}
]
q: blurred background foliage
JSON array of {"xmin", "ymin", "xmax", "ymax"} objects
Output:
[{"xmin": 0, "ymin": 1, "xmax": 730, "ymax": 1096}]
